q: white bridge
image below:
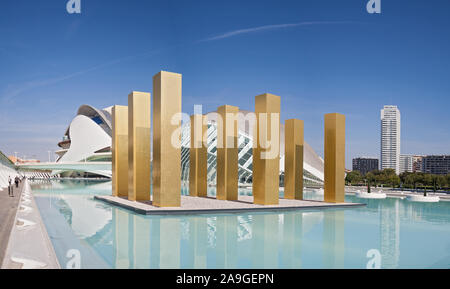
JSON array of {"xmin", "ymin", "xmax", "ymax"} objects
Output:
[{"xmin": 16, "ymin": 162, "xmax": 112, "ymax": 178}]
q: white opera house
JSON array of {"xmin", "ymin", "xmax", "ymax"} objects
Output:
[{"xmin": 54, "ymin": 105, "xmax": 325, "ymax": 186}]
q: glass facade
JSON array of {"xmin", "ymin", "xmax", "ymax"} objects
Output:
[{"xmin": 180, "ymin": 122, "xmax": 324, "ymax": 186}]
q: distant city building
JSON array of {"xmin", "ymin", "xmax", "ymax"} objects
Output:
[
  {"xmin": 381, "ymin": 105, "xmax": 401, "ymax": 174},
  {"xmin": 400, "ymin": 155, "xmax": 413, "ymax": 173},
  {"xmin": 352, "ymin": 157, "xmax": 379, "ymax": 175},
  {"xmin": 422, "ymin": 155, "xmax": 450, "ymax": 175},
  {"xmin": 412, "ymin": 155, "xmax": 424, "ymax": 172},
  {"xmin": 8, "ymin": 156, "xmax": 40, "ymax": 164}
]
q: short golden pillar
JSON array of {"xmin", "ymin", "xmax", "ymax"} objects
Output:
[
  {"xmin": 324, "ymin": 113, "xmax": 346, "ymax": 203},
  {"xmin": 128, "ymin": 91, "xmax": 151, "ymax": 201},
  {"xmin": 189, "ymin": 114, "xmax": 208, "ymax": 197},
  {"xmin": 253, "ymin": 93, "xmax": 280, "ymax": 205},
  {"xmin": 216, "ymin": 105, "xmax": 239, "ymax": 201},
  {"xmin": 153, "ymin": 71, "xmax": 182, "ymax": 207},
  {"xmin": 112, "ymin": 105, "xmax": 128, "ymax": 197},
  {"xmin": 284, "ymin": 119, "xmax": 304, "ymax": 200}
]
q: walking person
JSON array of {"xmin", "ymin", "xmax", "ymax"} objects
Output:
[
  {"xmin": 8, "ymin": 176, "xmax": 13, "ymax": 197},
  {"xmin": 14, "ymin": 176, "xmax": 19, "ymax": 188}
]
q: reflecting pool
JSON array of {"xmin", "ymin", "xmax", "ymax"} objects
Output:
[{"xmin": 32, "ymin": 180, "xmax": 450, "ymax": 269}]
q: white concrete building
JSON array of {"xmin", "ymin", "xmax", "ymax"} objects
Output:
[
  {"xmin": 400, "ymin": 154, "xmax": 413, "ymax": 173},
  {"xmin": 0, "ymin": 151, "xmax": 17, "ymax": 189},
  {"xmin": 381, "ymin": 105, "xmax": 401, "ymax": 174}
]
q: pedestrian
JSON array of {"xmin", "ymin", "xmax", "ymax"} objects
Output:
[
  {"xmin": 15, "ymin": 176, "xmax": 19, "ymax": 188},
  {"xmin": 8, "ymin": 176, "xmax": 12, "ymax": 197}
]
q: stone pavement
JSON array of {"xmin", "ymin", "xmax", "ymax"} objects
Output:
[{"xmin": 0, "ymin": 180, "xmax": 23, "ymax": 264}]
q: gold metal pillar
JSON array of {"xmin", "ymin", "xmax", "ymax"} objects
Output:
[
  {"xmin": 284, "ymin": 119, "xmax": 304, "ymax": 200},
  {"xmin": 112, "ymin": 105, "xmax": 129, "ymax": 197},
  {"xmin": 324, "ymin": 113, "xmax": 345, "ymax": 203},
  {"xmin": 253, "ymin": 93, "xmax": 280, "ymax": 205},
  {"xmin": 128, "ymin": 91, "xmax": 151, "ymax": 201},
  {"xmin": 153, "ymin": 71, "xmax": 182, "ymax": 207},
  {"xmin": 216, "ymin": 105, "xmax": 239, "ymax": 201},
  {"xmin": 189, "ymin": 114, "xmax": 208, "ymax": 197}
]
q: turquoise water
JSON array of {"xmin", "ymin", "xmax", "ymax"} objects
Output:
[{"xmin": 32, "ymin": 180, "xmax": 450, "ymax": 269}]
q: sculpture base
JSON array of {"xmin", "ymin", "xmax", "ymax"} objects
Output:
[
  {"xmin": 355, "ymin": 190, "xmax": 387, "ymax": 199},
  {"xmin": 406, "ymin": 195, "xmax": 440, "ymax": 203}
]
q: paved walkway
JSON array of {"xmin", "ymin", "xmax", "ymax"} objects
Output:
[
  {"xmin": 0, "ymin": 181, "xmax": 23, "ymax": 264},
  {"xmin": 1, "ymin": 180, "xmax": 60, "ymax": 269}
]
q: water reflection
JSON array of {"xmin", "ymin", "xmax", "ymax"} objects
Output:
[
  {"xmin": 32, "ymin": 181, "xmax": 450, "ymax": 269},
  {"xmin": 380, "ymin": 198, "xmax": 400, "ymax": 269},
  {"xmin": 323, "ymin": 210, "xmax": 345, "ymax": 268}
]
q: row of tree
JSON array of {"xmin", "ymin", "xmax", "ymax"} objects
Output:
[{"xmin": 345, "ymin": 169, "xmax": 450, "ymax": 191}]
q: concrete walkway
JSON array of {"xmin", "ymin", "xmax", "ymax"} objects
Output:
[
  {"xmin": 1, "ymin": 180, "xmax": 60, "ymax": 269},
  {"xmin": 0, "ymin": 181, "xmax": 23, "ymax": 264},
  {"xmin": 346, "ymin": 187, "xmax": 450, "ymax": 201}
]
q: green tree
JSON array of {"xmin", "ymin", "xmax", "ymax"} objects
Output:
[
  {"xmin": 389, "ymin": 174, "xmax": 401, "ymax": 188},
  {"xmin": 346, "ymin": 171, "xmax": 362, "ymax": 185},
  {"xmin": 437, "ymin": 175, "xmax": 446, "ymax": 190},
  {"xmin": 405, "ymin": 174, "xmax": 415, "ymax": 189},
  {"xmin": 423, "ymin": 174, "xmax": 432, "ymax": 188},
  {"xmin": 366, "ymin": 172, "xmax": 376, "ymax": 187}
]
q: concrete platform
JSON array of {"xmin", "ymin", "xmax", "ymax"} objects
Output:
[{"xmin": 95, "ymin": 195, "xmax": 365, "ymax": 215}]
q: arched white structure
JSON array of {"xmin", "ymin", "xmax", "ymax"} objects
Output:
[
  {"xmin": 48, "ymin": 105, "xmax": 325, "ymax": 184},
  {"xmin": 180, "ymin": 109, "xmax": 325, "ymax": 186},
  {"xmin": 54, "ymin": 105, "xmax": 112, "ymax": 178},
  {"xmin": 0, "ymin": 150, "xmax": 17, "ymax": 189}
]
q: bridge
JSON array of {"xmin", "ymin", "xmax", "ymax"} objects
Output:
[{"xmin": 16, "ymin": 162, "xmax": 112, "ymax": 178}]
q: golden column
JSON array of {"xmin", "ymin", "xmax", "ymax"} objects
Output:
[
  {"xmin": 189, "ymin": 114, "xmax": 208, "ymax": 197},
  {"xmin": 284, "ymin": 119, "xmax": 304, "ymax": 200},
  {"xmin": 253, "ymin": 93, "xmax": 280, "ymax": 205},
  {"xmin": 128, "ymin": 91, "xmax": 151, "ymax": 201},
  {"xmin": 112, "ymin": 105, "xmax": 128, "ymax": 197},
  {"xmin": 153, "ymin": 71, "xmax": 182, "ymax": 207},
  {"xmin": 216, "ymin": 105, "xmax": 239, "ymax": 201},
  {"xmin": 324, "ymin": 113, "xmax": 346, "ymax": 203}
]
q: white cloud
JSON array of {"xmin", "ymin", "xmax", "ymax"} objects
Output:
[{"xmin": 199, "ymin": 21, "xmax": 352, "ymax": 42}]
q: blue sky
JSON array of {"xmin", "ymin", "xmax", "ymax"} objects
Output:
[{"xmin": 0, "ymin": 0, "xmax": 449, "ymax": 167}]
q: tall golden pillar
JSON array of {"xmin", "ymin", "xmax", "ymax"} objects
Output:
[
  {"xmin": 253, "ymin": 93, "xmax": 280, "ymax": 205},
  {"xmin": 189, "ymin": 114, "xmax": 208, "ymax": 197},
  {"xmin": 284, "ymin": 119, "xmax": 304, "ymax": 200},
  {"xmin": 153, "ymin": 71, "xmax": 182, "ymax": 207},
  {"xmin": 112, "ymin": 105, "xmax": 128, "ymax": 197},
  {"xmin": 128, "ymin": 91, "xmax": 151, "ymax": 201},
  {"xmin": 324, "ymin": 113, "xmax": 345, "ymax": 203},
  {"xmin": 216, "ymin": 105, "xmax": 239, "ymax": 201}
]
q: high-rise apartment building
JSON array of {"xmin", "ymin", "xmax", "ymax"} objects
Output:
[
  {"xmin": 400, "ymin": 154, "xmax": 413, "ymax": 173},
  {"xmin": 381, "ymin": 105, "xmax": 401, "ymax": 174},
  {"xmin": 412, "ymin": 155, "xmax": 424, "ymax": 172},
  {"xmin": 422, "ymin": 155, "xmax": 450, "ymax": 175},
  {"xmin": 352, "ymin": 157, "xmax": 379, "ymax": 175}
]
